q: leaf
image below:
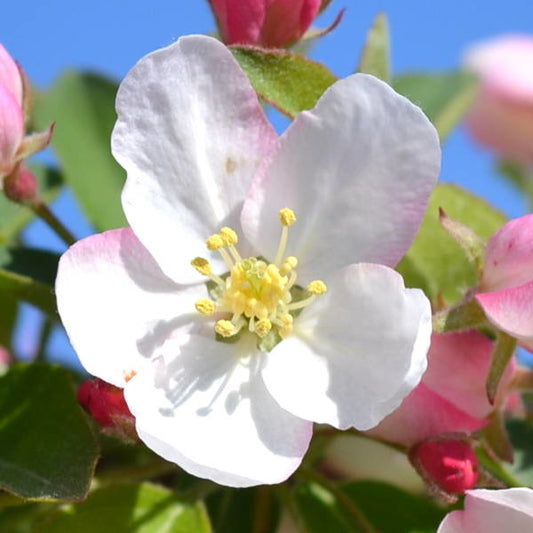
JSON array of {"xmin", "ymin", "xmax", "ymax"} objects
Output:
[
  {"xmin": 231, "ymin": 47, "xmax": 337, "ymax": 118},
  {"xmin": 0, "ymin": 501, "xmax": 59, "ymax": 533},
  {"xmin": 358, "ymin": 12, "xmax": 391, "ymax": 83},
  {"xmin": 393, "ymin": 72, "xmax": 478, "ymax": 141},
  {"xmin": 0, "ymin": 165, "xmax": 63, "ymax": 246},
  {"xmin": 39, "ymin": 483, "xmax": 212, "ymax": 533},
  {"xmin": 0, "ymin": 247, "xmax": 60, "ymax": 286},
  {"xmin": 33, "ymin": 71, "xmax": 127, "ymax": 231},
  {"xmin": 0, "ymin": 364, "xmax": 98, "ymax": 501},
  {"xmin": 341, "ymin": 481, "xmax": 446, "ymax": 533},
  {"xmin": 505, "ymin": 418, "xmax": 533, "ymax": 486},
  {"xmin": 397, "ymin": 184, "xmax": 506, "ymax": 305},
  {"xmin": 0, "ymin": 295, "xmax": 17, "ymax": 350},
  {"xmin": 0, "ymin": 268, "xmax": 56, "ymax": 317}
]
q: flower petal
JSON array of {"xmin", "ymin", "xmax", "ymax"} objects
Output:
[
  {"xmin": 481, "ymin": 214, "xmax": 533, "ymax": 292},
  {"xmin": 262, "ymin": 263, "xmax": 432, "ymax": 430},
  {"xmin": 56, "ymin": 228, "xmax": 202, "ymax": 386},
  {"xmin": 0, "ymin": 84, "xmax": 24, "ymax": 176},
  {"xmin": 367, "ymin": 383, "xmax": 488, "ymax": 447},
  {"xmin": 0, "ymin": 44, "xmax": 22, "ymax": 105},
  {"xmin": 476, "ymin": 281, "xmax": 533, "ymax": 348},
  {"xmin": 437, "ymin": 488, "xmax": 533, "ymax": 533},
  {"xmin": 114, "ymin": 35, "xmax": 277, "ymax": 284},
  {"xmin": 125, "ymin": 335, "xmax": 312, "ymax": 487},
  {"xmin": 241, "ymin": 73, "xmax": 440, "ymax": 281}
]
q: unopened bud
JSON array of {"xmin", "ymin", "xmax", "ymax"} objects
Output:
[
  {"xmin": 410, "ymin": 437, "xmax": 479, "ymax": 497},
  {"xmin": 3, "ymin": 164, "xmax": 37, "ymax": 204},
  {"xmin": 78, "ymin": 378, "xmax": 137, "ymax": 442}
]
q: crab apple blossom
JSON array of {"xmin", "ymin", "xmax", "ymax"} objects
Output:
[
  {"xmin": 56, "ymin": 35, "xmax": 440, "ymax": 487},
  {"xmin": 437, "ymin": 488, "xmax": 533, "ymax": 533},
  {"xmin": 208, "ymin": 0, "xmax": 322, "ymax": 47},
  {"xmin": 476, "ymin": 214, "xmax": 533, "ymax": 352},
  {"xmin": 367, "ymin": 331, "xmax": 515, "ymax": 447},
  {"xmin": 464, "ymin": 35, "xmax": 533, "ymax": 163}
]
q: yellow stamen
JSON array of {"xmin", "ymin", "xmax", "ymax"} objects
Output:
[
  {"xmin": 191, "ymin": 257, "xmax": 212, "ymax": 276},
  {"xmin": 219, "ymin": 227, "xmax": 238, "ymax": 246},
  {"xmin": 307, "ymin": 280, "xmax": 327, "ymax": 295},
  {"xmin": 280, "ymin": 256, "xmax": 298, "ymax": 275},
  {"xmin": 195, "ymin": 299, "xmax": 216, "ymax": 316},
  {"xmin": 215, "ymin": 319, "xmax": 238, "ymax": 337},
  {"xmin": 279, "ymin": 208, "xmax": 296, "ymax": 227},
  {"xmin": 255, "ymin": 319, "xmax": 272, "ymax": 338},
  {"xmin": 206, "ymin": 234, "xmax": 224, "ymax": 250}
]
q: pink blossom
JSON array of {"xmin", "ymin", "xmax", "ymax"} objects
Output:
[
  {"xmin": 476, "ymin": 214, "xmax": 533, "ymax": 351},
  {"xmin": 438, "ymin": 488, "xmax": 533, "ymax": 532},
  {"xmin": 367, "ymin": 331, "xmax": 515, "ymax": 447},
  {"xmin": 0, "ymin": 43, "xmax": 53, "ymax": 196},
  {"xmin": 464, "ymin": 35, "xmax": 533, "ymax": 163},
  {"xmin": 208, "ymin": 0, "xmax": 322, "ymax": 47}
]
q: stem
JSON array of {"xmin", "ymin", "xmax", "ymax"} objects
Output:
[
  {"xmin": 34, "ymin": 317, "xmax": 53, "ymax": 363},
  {"xmin": 299, "ymin": 467, "xmax": 378, "ymax": 533},
  {"xmin": 30, "ymin": 199, "xmax": 76, "ymax": 246}
]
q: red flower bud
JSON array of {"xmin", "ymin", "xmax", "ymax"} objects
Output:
[
  {"xmin": 78, "ymin": 378, "xmax": 136, "ymax": 441},
  {"xmin": 3, "ymin": 163, "xmax": 37, "ymax": 204},
  {"xmin": 410, "ymin": 437, "xmax": 479, "ymax": 496}
]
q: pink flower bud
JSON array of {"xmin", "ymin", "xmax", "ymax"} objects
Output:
[
  {"xmin": 78, "ymin": 378, "xmax": 136, "ymax": 440},
  {"xmin": 0, "ymin": 83, "xmax": 24, "ymax": 176},
  {"xmin": 209, "ymin": 0, "xmax": 322, "ymax": 47},
  {"xmin": 464, "ymin": 35, "xmax": 533, "ymax": 163},
  {"xmin": 0, "ymin": 44, "xmax": 23, "ymax": 105},
  {"xmin": 3, "ymin": 163, "xmax": 37, "ymax": 204},
  {"xmin": 410, "ymin": 438, "xmax": 479, "ymax": 495}
]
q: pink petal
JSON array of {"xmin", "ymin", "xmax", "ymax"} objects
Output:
[
  {"xmin": 481, "ymin": 214, "xmax": 533, "ymax": 292},
  {"xmin": 476, "ymin": 281, "xmax": 533, "ymax": 345},
  {"xmin": 0, "ymin": 84, "xmax": 24, "ymax": 176},
  {"xmin": 367, "ymin": 384, "xmax": 488, "ymax": 447},
  {"xmin": 0, "ymin": 44, "xmax": 22, "ymax": 105}
]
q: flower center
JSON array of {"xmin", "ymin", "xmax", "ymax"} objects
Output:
[{"xmin": 191, "ymin": 208, "xmax": 327, "ymax": 346}]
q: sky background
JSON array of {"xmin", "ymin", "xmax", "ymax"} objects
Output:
[{"xmin": 3, "ymin": 0, "xmax": 533, "ymax": 368}]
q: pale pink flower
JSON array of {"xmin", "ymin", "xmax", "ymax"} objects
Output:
[
  {"xmin": 367, "ymin": 331, "xmax": 515, "ymax": 447},
  {"xmin": 56, "ymin": 35, "xmax": 440, "ymax": 487},
  {"xmin": 464, "ymin": 35, "xmax": 533, "ymax": 163},
  {"xmin": 476, "ymin": 214, "xmax": 533, "ymax": 351},
  {"xmin": 208, "ymin": 0, "xmax": 322, "ymax": 47},
  {"xmin": 438, "ymin": 488, "xmax": 533, "ymax": 532}
]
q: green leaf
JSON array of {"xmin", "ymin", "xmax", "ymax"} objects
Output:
[
  {"xmin": 0, "ymin": 501, "xmax": 59, "ymax": 533},
  {"xmin": 0, "ymin": 295, "xmax": 17, "ymax": 351},
  {"xmin": 0, "ymin": 165, "xmax": 63, "ymax": 246},
  {"xmin": 0, "ymin": 269, "xmax": 56, "ymax": 317},
  {"xmin": 397, "ymin": 184, "xmax": 506, "ymax": 305},
  {"xmin": 393, "ymin": 72, "xmax": 478, "ymax": 141},
  {"xmin": 40, "ymin": 483, "xmax": 212, "ymax": 533},
  {"xmin": 358, "ymin": 12, "xmax": 391, "ymax": 83},
  {"xmin": 505, "ymin": 418, "xmax": 533, "ymax": 486},
  {"xmin": 33, "ymin": 71, "xmax": 127, "ymax": 231},
  {"xmin": 0, "ymin": 364, "xmax": 98, "ymax": 501},
  {"xmin": 341, "ymin": 481, "xmax": 446, "ymax": 533},
  {"xmin": 231, "ymin": 47, "xmax": 337, "ymax": 118},
  {"xmin": 0, "ymin": 247, "xmax": 60, "ymax": 286}
]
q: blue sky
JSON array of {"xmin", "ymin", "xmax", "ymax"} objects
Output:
[{"xmin": 4, "ymin": 1, "xmax": 533, "ymax": 366}]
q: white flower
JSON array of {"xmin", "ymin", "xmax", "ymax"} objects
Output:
[{"xmin": 56, "ymin": 35, "xmax": 440, "ymax": 487}]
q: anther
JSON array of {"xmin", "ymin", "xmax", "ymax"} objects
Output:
[
  {"xmin": 280, "ymin": 256, "xmax": 298, "ymax": 275},
  {"xmin": 215, "ymin": 320, "xmax": 238, "ymax": 338},
  {"xmin": 206, "ymin": 234, "xmax": 224, "ymax": 250},
  {"xmin": 195, "ymin": 299, "xmax": 216, "ymax": 316},
  {"xmin": 307, "ymin": 280, "xmax": 327, "ymax": 295},
  {"xmin": 191, "ymin": 257, "xmax": 212, "ymax": 276},
  {"xmin": 219, "ymin": 227, "xmax": 238, "ymax": 246},
  {"xmin": 279, "ymin": 208, "xmax": 296, "ymax": 227},
  {"xmin": 255, "ymin": 319, "xmax": 272, "ymax": 338}
]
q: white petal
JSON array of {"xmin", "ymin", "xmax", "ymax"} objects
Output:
[
  {"xmin": 56, "ymin": 228, "xmax": 203, "ymax": 386},
  {"xmin": 262, "ymin": 263, "xmax": 431, "ymax": 430},
  {"xmin": 125, "ymin": 335, "xmax": 312, "ymax": 487},
  {"xmin": 242, "ymin": 73, "xmax": 440, "ymax": 280},
  {"xmin": 113, "ymin": 35, "xmax": 277, "ymax": 284}
]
